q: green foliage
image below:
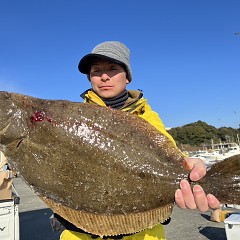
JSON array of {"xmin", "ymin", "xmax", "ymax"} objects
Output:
[{"xmin": 168, "ymin": 120, "xmax": 240, "ymax": 147}]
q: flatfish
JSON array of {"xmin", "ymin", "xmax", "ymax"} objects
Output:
[{"xmin": 0, "ymin": 91, "xmax": 239, "ymax": 236}]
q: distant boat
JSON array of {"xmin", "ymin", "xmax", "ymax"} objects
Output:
[{"xmin": 190, "ymin": 142, "xmax": 240, "ymax": 168}]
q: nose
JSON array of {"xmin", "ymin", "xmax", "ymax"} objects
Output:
[{"xmin": 101, "ymin": 72, "xmax": 110, "ymax": 81}]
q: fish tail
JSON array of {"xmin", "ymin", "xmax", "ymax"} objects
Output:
[{"xmin": 200, "ymin": 154, "xmax": 240, "ymax": 205}]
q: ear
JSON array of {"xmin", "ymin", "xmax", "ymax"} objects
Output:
[
  {"xmin": 87, "ymin": 74, "xmax": 91, "ymax": 82},
  {"xmin": 123, "ymin": 70, "xmax": 129, "ymax": 84}
]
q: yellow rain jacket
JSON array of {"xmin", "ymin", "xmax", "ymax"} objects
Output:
[
  {"xmin": 82, "ymin": 90, "xmax": 176, "ymax": 145},
  {"xmin": 60, "ymin": 90, "xmax": 177, "ymax": 240}
]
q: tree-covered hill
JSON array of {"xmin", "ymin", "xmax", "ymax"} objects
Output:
[{"xmin": 168, "ymin": 120, "xmax": 240, "ymax": 149}]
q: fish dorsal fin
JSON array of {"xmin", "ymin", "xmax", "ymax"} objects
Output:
[{"xmin": 42, "ymin": 196, "xmax": 173, "ymax": 237}]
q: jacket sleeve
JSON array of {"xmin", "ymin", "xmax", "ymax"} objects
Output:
[{"xmin": 138, "ymin": 103, "xmax": 177, "ymax": 147}]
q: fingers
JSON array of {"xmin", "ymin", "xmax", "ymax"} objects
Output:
[
  {"xmin": 207, "ymin": 194, "xmax": 220, "ymax": 210},
  {"xmin": 175, "ymin": 180, "xmax": 219, "ymax": 212},
  {"xmin": 193, "ymin": 185, "xmax": 208, "ymax": 212},
  {"xmin": 184, "ymin": 157, "xmax": 207, "ymax": 181},
  {"xmin": 175, "ymin": 189, "xmax": 186, "ymax": 209},
  {"xmin": 190, "ymin": 163, "xmax": 206, "ymax": 181},
  {"xmin": 175, "ymin": 158, "xmax": 221, "ymax": 212},
  {"xmin": 176, "ymin": 179, "xmax": 196, "ymax": 209}
]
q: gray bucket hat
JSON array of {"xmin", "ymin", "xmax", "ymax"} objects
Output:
[{"xmin": 78, "ymin": 41, "xmax": 132, "ymax": 82}]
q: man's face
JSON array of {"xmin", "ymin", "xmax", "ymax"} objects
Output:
[{"xmin": 89, "ymin": 59, "xmax": 129, "ymax": 99}]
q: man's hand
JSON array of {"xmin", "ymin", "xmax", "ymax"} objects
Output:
[{"xmin": 175, "ymin": 157, "xmax": 220, "ymax": 212}]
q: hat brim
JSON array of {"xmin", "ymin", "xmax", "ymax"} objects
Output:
[{"xmin": 78, "ymin": 54, "xmax": 126, "ymax": 74}]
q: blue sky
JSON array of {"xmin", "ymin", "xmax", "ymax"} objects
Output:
[{"xmin": 1, "ymin": 0, "xmax": 240, "ymax": 129}]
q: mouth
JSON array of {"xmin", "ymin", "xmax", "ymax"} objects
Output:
[{"xmin": 99, "ymin": 85, "xmax": 113, "ymax": 90}]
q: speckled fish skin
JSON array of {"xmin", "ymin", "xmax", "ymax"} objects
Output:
[
  {"xmin": 0, "ymin": 91, "xmax": 240, "ymax": 235},
  {"xmin": 0, "ymin": 91, "xmax": 187, "ymax": 213}
]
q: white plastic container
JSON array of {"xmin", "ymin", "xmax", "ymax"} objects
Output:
[
  {"xmin": 224, "ymin": 213, "xmax": 240, "ymax": 240},
  {"xmin": 0, "ymin": 187, "xmax": 20, "ymax": 240},
  {"xmin": 0, "ymin": 152, "xmax": 20, "ymax": 240}
]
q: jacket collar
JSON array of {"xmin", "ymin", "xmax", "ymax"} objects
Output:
[{"xmin": 80, "ymin": 89, "xmax": 146, "ymax": 113}]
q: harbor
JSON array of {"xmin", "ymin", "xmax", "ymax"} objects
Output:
[
  {"xmin": 13, "ymin": 177, "xmax": 236, "ymax": 240},
  {"xmin": 189, "ymin": 141, "xmax": 240, "ymax": 168}
]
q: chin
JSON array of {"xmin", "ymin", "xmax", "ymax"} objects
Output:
[
  {"xmin": 101, "ymin": 94, "xmax": 114, "ymax": 99},
  {"xmin": 98, "ymin": 91, "xmax": 116, "ymax": 99}
]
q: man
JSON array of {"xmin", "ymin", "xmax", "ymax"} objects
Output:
[
  {"xmin": 58, "ymin": 41, "xmax": 220, "ymax": 240},
  {"xmin": 0, "ymin": 151, "xmax": 14, "ymax": 205}
]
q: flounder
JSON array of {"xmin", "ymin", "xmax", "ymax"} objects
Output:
[{"xmin": 0, "ymin": 91, "xmax": 239, "ymax": 236}]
